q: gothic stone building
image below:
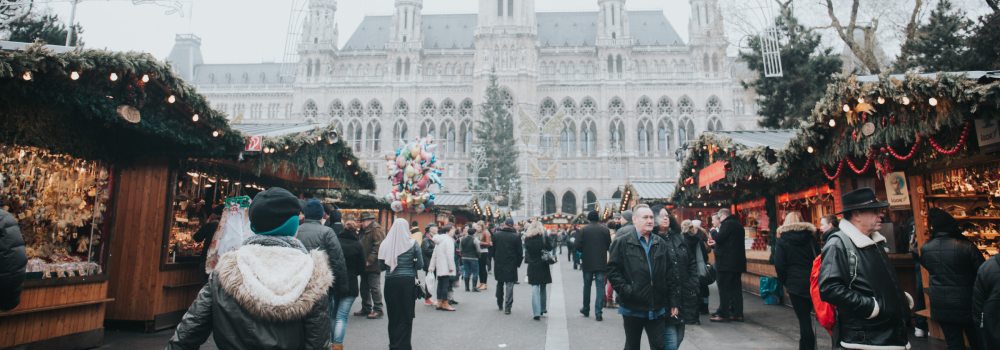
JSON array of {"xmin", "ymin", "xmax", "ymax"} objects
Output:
[{"xmin": 167, "ymin": 0, "xmax": 760, "ymax": 216}]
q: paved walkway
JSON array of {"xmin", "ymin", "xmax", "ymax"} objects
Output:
[{"xmin": 100, "ymin": 256, "xmax": 947, "ymax": 350}]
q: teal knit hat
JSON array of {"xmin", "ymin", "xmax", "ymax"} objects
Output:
[{"xmin": 249, "ymin": 187, "xmax": 302, "ymax": 237}]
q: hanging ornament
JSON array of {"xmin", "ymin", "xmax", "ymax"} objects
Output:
[
  {"xmin": 846, "ymin": 156, "xmax": 873, "ymax": 175},
  {"xmin": 928, "ymin": 97, "xmax": 938, "ymax": 106},
  {"xmin": 317, "ymin": 156, "xmax": 326, "ymax": 168},
  {"xmin": 877, "ymin": 96, "xmax": 885, "ymax": 105},
  {"xmin": 861, "ymin": 122, "xmax": 876, "ymax": 137},
  {"xmin": 116, "ymin": 105, "xmax": 141, "ymax": 124},
  {"xmin": 828, "ymin": 119, "xmax": 837, "ymax": 127},
  {"xmin": 886, "ymin": 134, "xmax": 921, "ymax": 161},
  {"xmin": 70, "ymin": 71, "xmax": 80, "ymax": 80},
  {"xmin": 901, "ymin": 96, "xmax": 910, "ymax": 105},
  {"xmin": 927, "ymin": 123, "xmax": 970, "ymax": 155}
]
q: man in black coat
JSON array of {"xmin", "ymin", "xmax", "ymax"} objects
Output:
[
  {"xmin": 709, "ymin": 208, "xmax": 746, "ymax": 322},
  {"xmin": 973, "ymin": 254, "xmax": 1000, "ymax": 350},
  {"xmin": 493, "ymin": 219, "xmax": 523, "ymax": 314},
  {"xmin": 920, "ymin": 208, "xmax": 986, "ymax": 350},
  {"xmin": 578, "ymin": 210, "xmax": 612, "ymax": 321},
  {"xmin": 0, "ymin": 208, "xmax": 26, "ymax": 311}
]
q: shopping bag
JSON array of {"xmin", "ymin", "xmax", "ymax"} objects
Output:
[
  {"xmin": 425, "ymin": 272, "xmax": 438, "ymax": 297},
  {"xmin": 760, "ymin": 276, "xmax": 783, "ymax": 305}
]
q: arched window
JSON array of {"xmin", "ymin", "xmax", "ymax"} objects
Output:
[
  {"xmin": 580, "ymin": 97, "xmax": 597, "ymax": 116},
  {"xmin": 657, "ymin": 119, "xmax": 674, "ymax": 155},
  {"xmin": 460, "ymin": 119, "xmax": 474, "ymax": 154},
  {"xmin": 497, "ymin": 0, "xmax": 503, "ymax": 16},
  {"xmin": 560, "ymin": 120, "xmax": 577, "ymax": 157},
  {"xmin": 303, "ymin": 100, "xmax": 318, "ymax": 119},
  {"xmin": 539, "ymin": 98, "xmax": 557, "ymax": 117},
  {"xmin": 615, "ymin": 55, "xmax": 623, "ymax": 75},
  {"xmin": 507, "ymin": 0, "xmax": 513, "ymax": 17},
  {"xmin": 405, "ymin": 58, "xmax": 411, "ymax": 76},
  {"xmin": 707, "ymin": 117, "xmax": 723, "ymax": 132},
  {"xmin": 396, "ymin": 58, "xmax": 402, "ymax": 77},
  {"xmin": 394, "ymin": 100, "xmax": 409, "ymax": 117},
  {"xmin": 637, "ymin": 118, "xmax": 653, "ymax": 155},
  {"xmin": 348, "ymin": 99, "xmax": 363, "ymax": 118},
  {"xmin": 393, "ymin": 120, "xmax": 408, "ymax": 148},
  {"xmin": 581, "ymin": 119, "xmax": 597, "ymax": 156},
  {"xmin": 636, "ymin": 96, "xmax": 653, "ymax": 116},
  {"xmin": 348, "ymin": 120, "xmax": 363, "ymax": 150},
  {"xmin": 607, "ymin": 55, "xmax": 614, "ymax": 75},
  {"xmin": 440, "ymin": 99, "xmax": 456, "ymax": 117},
  {"xmin": 657, "ymin": 96, "xmax": 674, "ymax": 116},
  {"xmin": 365, "ymin": 120, "xmax": 382, "ymax": 152},
  {"xmin": 608, "ymin": 98, "xmax": 624, "ymax": 116},
  {"xmin": 441, "ymin": 120, "xmax": 456, "ymax": 154},
  {"xmin": 707, "ymin": 96, "xmax": 722, "ymax": 115},
  {"xmin": 562, "ymin": 192, "xmax": 578, "ymax": 214},
  {"xmin": 585, "ymin": 191, "xmax": 597, "ymax": 211},
  {"xmin": 609, "ymin": 118, "xmax": 625, "ymax": 151},
  {"xmin": 678, "ymin": 96, "xmax": 694, "ymax": 115},
  {"xmin": 712, "ymin": 53, "xmax": 720, "ymax": 73},
  {"xmin": 678, "ymin": 117, "xmax": 695, "ymax": 146},
  {"xmin": 561, "ymin": 97, "xmax": 577, "ymax": 116},
  {"xmin": 703, "ymin": 53, "xmax": 710, "ymax": 72},
  {"xmin": 543, "ymin": 191, "xmax": 557, "ymax": 215},
  {"xmin": 306, "ymin": 59, "xmax": 313, "ymax": 77},
  {"xmin": 367, "ymin": 100, "xmax": 383, "ymax": 118},
  {"xmin": 420, "ymin": 99, "xmax": 436, "ymax": 117},
  {"xmin": 459, "ymin": 98, "xmax": 474, "ymax": 117},
  {"xmin": 538, "ymin": 117, "xmax": 555, "ymax": 153},
  {"xmin": 420, "ymin": 119, "xmax": 437, "ymax": 139}
]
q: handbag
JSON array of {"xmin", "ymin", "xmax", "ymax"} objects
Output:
[
  {"xmin": 541, "ymin": 233, "xmax": 558, "ymax": 265},
  {"xmin": 696, "ymin": 242, "xmax": 717, "ymax": 286},
  {"xmin": 412, "ymin": 243, "xmax": 427, "ymax": 300}
]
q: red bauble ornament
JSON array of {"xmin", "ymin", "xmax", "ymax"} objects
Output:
[
  {"xmin": 846, "ymin": 156, "xmax": 873, "ymax": 175},
  {"xmin": 928, "ymin": 123, "xmax": 970, "ymax": 156},
  {"xmin": 822, "ymin": 160, "xmax": 845, "ymax": 180},
  {"xmin": 886, "ymin": 134, "xmax": 922, "ymax": 161}
]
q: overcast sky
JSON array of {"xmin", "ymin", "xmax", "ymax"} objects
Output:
[{"xmin": 42, "ymin": 0, "xmax": 695, "ymax": 64}]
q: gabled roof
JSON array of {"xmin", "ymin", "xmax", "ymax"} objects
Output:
[
  {"xmin": 630, "ymin": 181, "xmax": 675, "ymax": 200},
  {"xmin": 706, "ymin": 130, "xmax": 798, "ymax": 151},
  {"xmin": 433, "ymin": 192, "xmax": 475, "ymax": 207},
  {"xmin": 342, "ymin": 11, "xmax": 684, "ymax": 51}
]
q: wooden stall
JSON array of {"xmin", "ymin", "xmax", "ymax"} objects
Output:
[{"xmin": 0, "ymin": 45, "xmax": 243, "ymax": 348}]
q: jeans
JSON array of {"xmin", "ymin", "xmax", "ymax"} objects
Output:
[
  {"xmin": 531, "ymin": 284, "xmax": 548, "ymax": 317},
  {"xmin": 940, "ymin": 321, "xmax": 986, "ymax": 350},
  {"xmin": 329, "ymin": 295, "xmax": 356, "ymax": 344},
  {"xmin": 789, "ymin": 294, "xmax": 816, "ymax": 350},
  {"xmin": 582, "ymin": 271, "xmax": 606, "ymax": 316},
  {"xmin": 360, "ymin": 271, "xmax": 384, "ymax": 312},
  {"xmin": 436, "ymin": 275, "xmax": 452, "ymax": 301},
  {"xmin": 622, "ymin": 316, "xmax": 665, "ymax": 350},
  {"xmin": 384, "ymin": 277, "xmax": 415, "ymax": 350},
  {"xmin": 663, "ymin": 323, "xmax": 685, "ymax": 350},
  {"xmin": 462, "ymin": 258, "xmax": 480, "ymax": 287},
  {"xmin": 496, "ymin": 281, "xmax": 515, "ymax": 311},
  {"xmin": 716, "ymin": 271, "xmax": 743, "ymax": 318}
]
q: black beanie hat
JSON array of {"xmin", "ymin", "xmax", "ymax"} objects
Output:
[
  {"xmin": 587, "ymin": 210, "xmax": 600, "ymax": 222},
  {"xmin": 928, "ymin": 208, "xmax": 960, "ymax": 234},
  {"xmin": 249, "ymin": 187, "xmax": 303, "ymax": 234}
]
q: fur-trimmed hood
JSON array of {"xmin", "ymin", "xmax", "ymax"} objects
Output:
[
  {"xmin": 776, "ymin": 222, "xmax": 816, "ymax": 238},
  {"xmin": 216, "ymin": 236, "xmax": 332, "ymax": 322}
]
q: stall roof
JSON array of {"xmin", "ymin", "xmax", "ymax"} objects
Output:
[
  {"xmin": 855, "ymin": 71, "xmax": 996, "ymax": 82},
  {"xmin": 232, "ymin": 123, "xmax": 322, "ymax": 137},
  {"xmin": 433, "ymin": 193, "xmax": 474, "ymax": 207},
  {"xmin": 706, "ymin": 130, "xmax": 798, "ymax": 151},
  {"xmin": 630, "ymin": 181, "xmax": 675, "ymax": 200}
]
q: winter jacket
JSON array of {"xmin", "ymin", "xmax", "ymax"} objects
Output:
[
  {"xmin": 382, "ymin": 243, "xmax": 423, "ymax": 279},
  {"xmin": 359, "ymin": 222, "xmax": 386, "ymax": 273},
  {"xmin": 167, "ymin": 235, "xmax": 332, "ymax": 350},
  {"xmin": 614, "ymin": 224, "xmax": 635, "ymax": 240},
  {"xmin": 421, "ymin": 234, "xmax": 435, "ymax": 271},
  {"xmin": 460, "ymin": 235, "xmax": 481, "ymax": 259},
  {"xmin": 920, "ymin": 231, "xmax": 985, "ymax": 323},
  {"xmin": 427, "ymin": 234, "xmax": 456, "ymax": 277},
  {"xmin": 326, "ymin": 221, "xmax": 344, "ymax": 236},
  {"xmin": 0, "ymin": 209, "xmax": 26, "ymax": 311},
  {"xmin": 665, "ymin": 232, "xmax": 699, "ymax": 325},
  {"xmin": 524, "ymin": 235, "xmax": 553, "ymax": 285},
  {"xmin": 337, "ymin": 229, "xmax": 364, "ymax": 299},
  {"xmin": 578, "ymin": 222, "xmax": 612, "ymax": 273},
  {"xmin": 607, "ymin": 230, "xmax": 680, "ymax": 314},
  {"xmin": 492, "ymin": 226, "xmax": 523, "ymax": 282},
  {"xmin": 818, "ymin": 221, "xmax": 911, "ymax": 350},
  {"xmin": 973, "ymin": 254, "xmax": 1000, "ymax": 349},
  {"xmin": 297, "ymin": 219, "xmax": 349, "ymax": 297},
  {"xmin": 714, "ymin": 215, "xmax": 746, "ymax": 273},
  {"xmin": 773, "ymin": 222, "xmax": 820, "ymax": 298}
]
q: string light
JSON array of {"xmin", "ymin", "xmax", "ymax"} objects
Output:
[
  {"xmin": 877, "ymin": 97, "xmax": 885, "ymax": 104},
  {"xmin": 212, "ymin": 130, "xmax": 220, "ymax": 137},
  {"xmin": 284, "ymin": 145, "xmax": 289, "ymax": 150},
  {"xmin": 70, "ymin": 71, "xmax": 80, "ymax": 80},
  {"xmin": 109, "ymin": 73, "xmax": 118, "ymax": 81},
  {"xmin": 807, "ymin": 146, "xmax": 814, "ymax": 154},
  {"xmin": 346, "ymin": 160, "xmax": 353, "ymax": 166},
  {"xmin": 828, "ymin": 119, "xmax": 837, "ymax": 127},
  {"xmin": 192, "ymin": 114, "xmax": 199, "ymax": 122},
  {"xmin": 842, "ymin": 104, "xmax": 850, "ymax": 112},
  {"xmin": 141, "ymin": 74, "xmax": 150, "ymax": 83},
  {"xmin": 21, "ymin": 72, "xmax": 31, "ymax": 81},
  {"xmin": 354, "ymin": 171, "xmax": 360, "ymax": 176},
  {"xmin": 167, "ymin": 95, "xmax": 176, "ymax": 104},
  {"xmin": 857, "ymin": 97, "xmax": 865, "ymax": 104},
  {"xmin": 901, "ymin": 96, "xmax": 910, "ymax": 105},
  {"xmin": 928, "ymin": 97, "xmax": 938, "ymax": 106}
]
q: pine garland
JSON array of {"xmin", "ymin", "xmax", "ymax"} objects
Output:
[{"xmin": 250, "ymin": 123, "xmax": 375, "ymax": 190}]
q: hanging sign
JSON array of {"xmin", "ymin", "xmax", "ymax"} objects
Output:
[
  {"xmin": 699, "ymin": 161, "xmax": 728, "ymax": 188},
  {"xmin": 117, "ymin": 105, "xmax": 141, "ymax": 124},
  {"xmin": 884, "ymin": 171, "xmax": 911, "ymax": 208},
  {"xmin": 245, "ymin": 136, "xmax": 263, "ymax": 152},
  {"xmin": 975, "ymin": 118, "xmax": 999, "ymax": 152}
]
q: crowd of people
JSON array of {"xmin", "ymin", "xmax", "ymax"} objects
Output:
[{"xmin": 6, "ymin": 185, "xmax": 1000, "ymax": 350}]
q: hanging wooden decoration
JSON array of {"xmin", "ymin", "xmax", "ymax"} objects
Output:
[{"xmin": 116, "ymin": 105, "xmax": 141, "ymax": 124}]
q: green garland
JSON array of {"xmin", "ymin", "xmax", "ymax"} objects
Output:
[
  {"xmin": 0, "ymin": 44, "xmax": 243, "ymax": 160},
  {"xmin": 248, "ymin": 123, "xmax": 375, "ymax": 190}
]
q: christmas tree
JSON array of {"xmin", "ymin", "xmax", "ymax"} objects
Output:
[
  {"xmin": 467, "ymin": 72, "xmax": 522, "ymax": 209},
  {"xmin": 894, "ymin": 0, "xmax": 974, "ymax": 73}
]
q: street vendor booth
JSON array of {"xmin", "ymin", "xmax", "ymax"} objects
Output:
[
  {"xmin": 792, "ymin": 71, "xmax": 1000, "ymax": 339},
  {"xmin": 0, "ymin": 45, "xmax": 244, "ymax": 349},
  {"xmin": 404, "ymin": 192, "xmax": 478, "ymax": 230},
  {"xmin": 619, "ymin": 181, "xmax": 676, "ymax": 213}
]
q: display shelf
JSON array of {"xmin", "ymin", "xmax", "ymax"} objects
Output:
[
  {"xmin": 954, "ymin": 216, "xmax": 1000, "ymax": 220},
  {"xmin": 924, "ymin": 194, "xmax": 993, "ymax": 199}
]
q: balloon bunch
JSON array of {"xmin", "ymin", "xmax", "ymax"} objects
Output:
[{"xmin": 385, "ymin": 137, "xmax": 445, "ymax": 212}]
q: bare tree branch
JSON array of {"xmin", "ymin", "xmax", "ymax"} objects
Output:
[
  {"xmin": 904, "ymin": 0, "xmax": 924, "ymax": 44},
  {"xmin": 824, "ymin": 0, "xmax": 883, "ymax": 74}
]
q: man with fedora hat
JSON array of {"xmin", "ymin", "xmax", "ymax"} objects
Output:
[
  {"xmin": 356, "ymin": 211, "xmax": 386, "ymax": 319},
  {"xmin": 818, "ymin": 188, "xmax": 913, "ymax": 350}
]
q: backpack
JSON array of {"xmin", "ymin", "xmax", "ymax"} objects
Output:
[{"xmin": 809, "ymin": 230, "xmax": 859, "ymax": 335}]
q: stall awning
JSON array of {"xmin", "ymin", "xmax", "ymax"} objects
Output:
[
  {"xmin": 630, "ymin": 181, "xmax": 676, "ymax": 200},
  {"xmin": 433, "ymin": 193, "xmax": 475, "ymax": 207}
]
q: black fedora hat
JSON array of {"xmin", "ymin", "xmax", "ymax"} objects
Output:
[{"xmin": 837, "ymin": 187, "xmax": 889, "ymax": 214}]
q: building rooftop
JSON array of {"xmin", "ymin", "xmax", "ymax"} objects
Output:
[
  {"xmin": 707, "ymin": 130, "xmax": 798, "ymax": 151},
  {"xmin": 629, "ymin": 181, "xmax": 676, "ymax": 200}
]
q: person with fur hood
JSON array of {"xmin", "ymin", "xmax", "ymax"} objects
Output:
[
  {"xmin": 167, "ymin": 188, "xmax": 333, "ymax": 350},
  {"xmin": 772, "ymin": 211, "xmax": 820, "ymax": 350}
]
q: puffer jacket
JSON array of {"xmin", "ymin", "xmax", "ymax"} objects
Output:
[
  {"xmin": 297, "ymin": 219, "xmax": 349, "ymax": 297},
  {"xmin": 818, "ymin": 221, "xmax": 911, "ymax": 350},
  {"xmin": 337, "ymin": 229, "xmax": 364, "ymax": 299},
  {"xmin": 607, "ymin": 231, "xmax": 680, "ymax": 313},
  {"xmin": 427, "ymin": 234, "xmax": 456, "ymax": 277},
  {"xmin": 359, "ymin": 222, "xmax": 386, "ymax": 273},
  {"xmin": 774, "ymin": 222, "xmax": 819, "ymax": 298},
  {"xmin": 973, "ymin": 254, "xmax": 1000, "ymax": 349},
  {"xmin": 919, "ymin": 231, "xmax": 985, "ymax": 323},
  {"xmin": 665, "ymin": 232, "xmax": 699, "ymax": 325},
  {"xmin": 0, "ymin": 209, "xmax": 27, "ymax": 311},
  {"xmin": 167, "ymin": 235, "xmax": 333, "ymax": 350}
]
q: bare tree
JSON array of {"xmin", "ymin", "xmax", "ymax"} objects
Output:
[{"xmin": 823, "ymin": 0, "xmax": 925, "ymax": 74}]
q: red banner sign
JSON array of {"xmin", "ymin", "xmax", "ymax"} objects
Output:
[
  {"xmin": 698, "ymin": 161, "xmax": 728, "ymax": 188},
  {"xmin": 245, "ymin": 136, "xmax": 263, "ymax": 152}
]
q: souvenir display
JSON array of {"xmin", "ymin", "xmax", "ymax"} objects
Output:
[
  {"xmin": 924, "ymin": 162, "xmax": 1000, "ymax": 259},
  {"xmin": 204, "ymin": 198, "xmax": 252, "ymax": 274},
  {"xmin": 166, "ymin": 168, "xmax": 250, "ymax": 264},
  {"xmin": 0, "ymin": 145, "xmax": 110, "ymax": 278}
]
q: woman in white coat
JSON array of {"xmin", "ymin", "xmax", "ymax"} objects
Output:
[{"xmin": 428, "ymin": 224, "xmax": 457, "ymax": 311}]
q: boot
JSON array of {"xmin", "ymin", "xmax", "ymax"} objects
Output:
[
  {"xmin": 330, "ymin": 344, "xmax": 343, "ymax": 350},
  {"xmin": 437, "ymin": 300, "xmax": 456, "ymax": 311},
  {"xmin": 464, "ymin": 278, "xmax": 470, "ymax": 292}
]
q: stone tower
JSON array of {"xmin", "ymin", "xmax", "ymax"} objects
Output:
[
  {"xmin": 388, "ymin": 0, "xmax": 423, "ymax": 81},
  {"xmin": 689, "ymin": 0, "xmax": 727, "ymax": 78}
]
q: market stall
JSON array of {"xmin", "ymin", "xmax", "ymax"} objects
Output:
[
  {"xmin": 404, "ymin": 192, "xmax": 477, "ymax": 229},
  {"xmin": 0, "ymin": 45, "xmax": 243, "ymax": 349},
  {"xmin": 618, "ymin": 181, "xmax": 676, "ymax": 212}
]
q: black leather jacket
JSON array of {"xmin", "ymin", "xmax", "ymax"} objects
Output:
[
  {"xmin": 608, "ymin": 230, "xmax": 680, "ymax": 313},
  {"xmin": 167, "ymin": 236, "xmax": 332, "ymax": 350},
  {"xmin": 0, "ymin": 209, "xmax": 26, "ymax": 311},
  {"xmin": 919, "ymin": 231, "xmax": 985, "ymax": 323},
  {"xmin": 818, "ymin": 224, "xmax": 910, "ymax": 349},
  {"xmin": 974, "ymin": 255, "xmax": 1000, "ymax": 349}
]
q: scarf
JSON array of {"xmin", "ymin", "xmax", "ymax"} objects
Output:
[{"xmin": 378, "ymin": 218, "xmax": 415, "ymax": 272}]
